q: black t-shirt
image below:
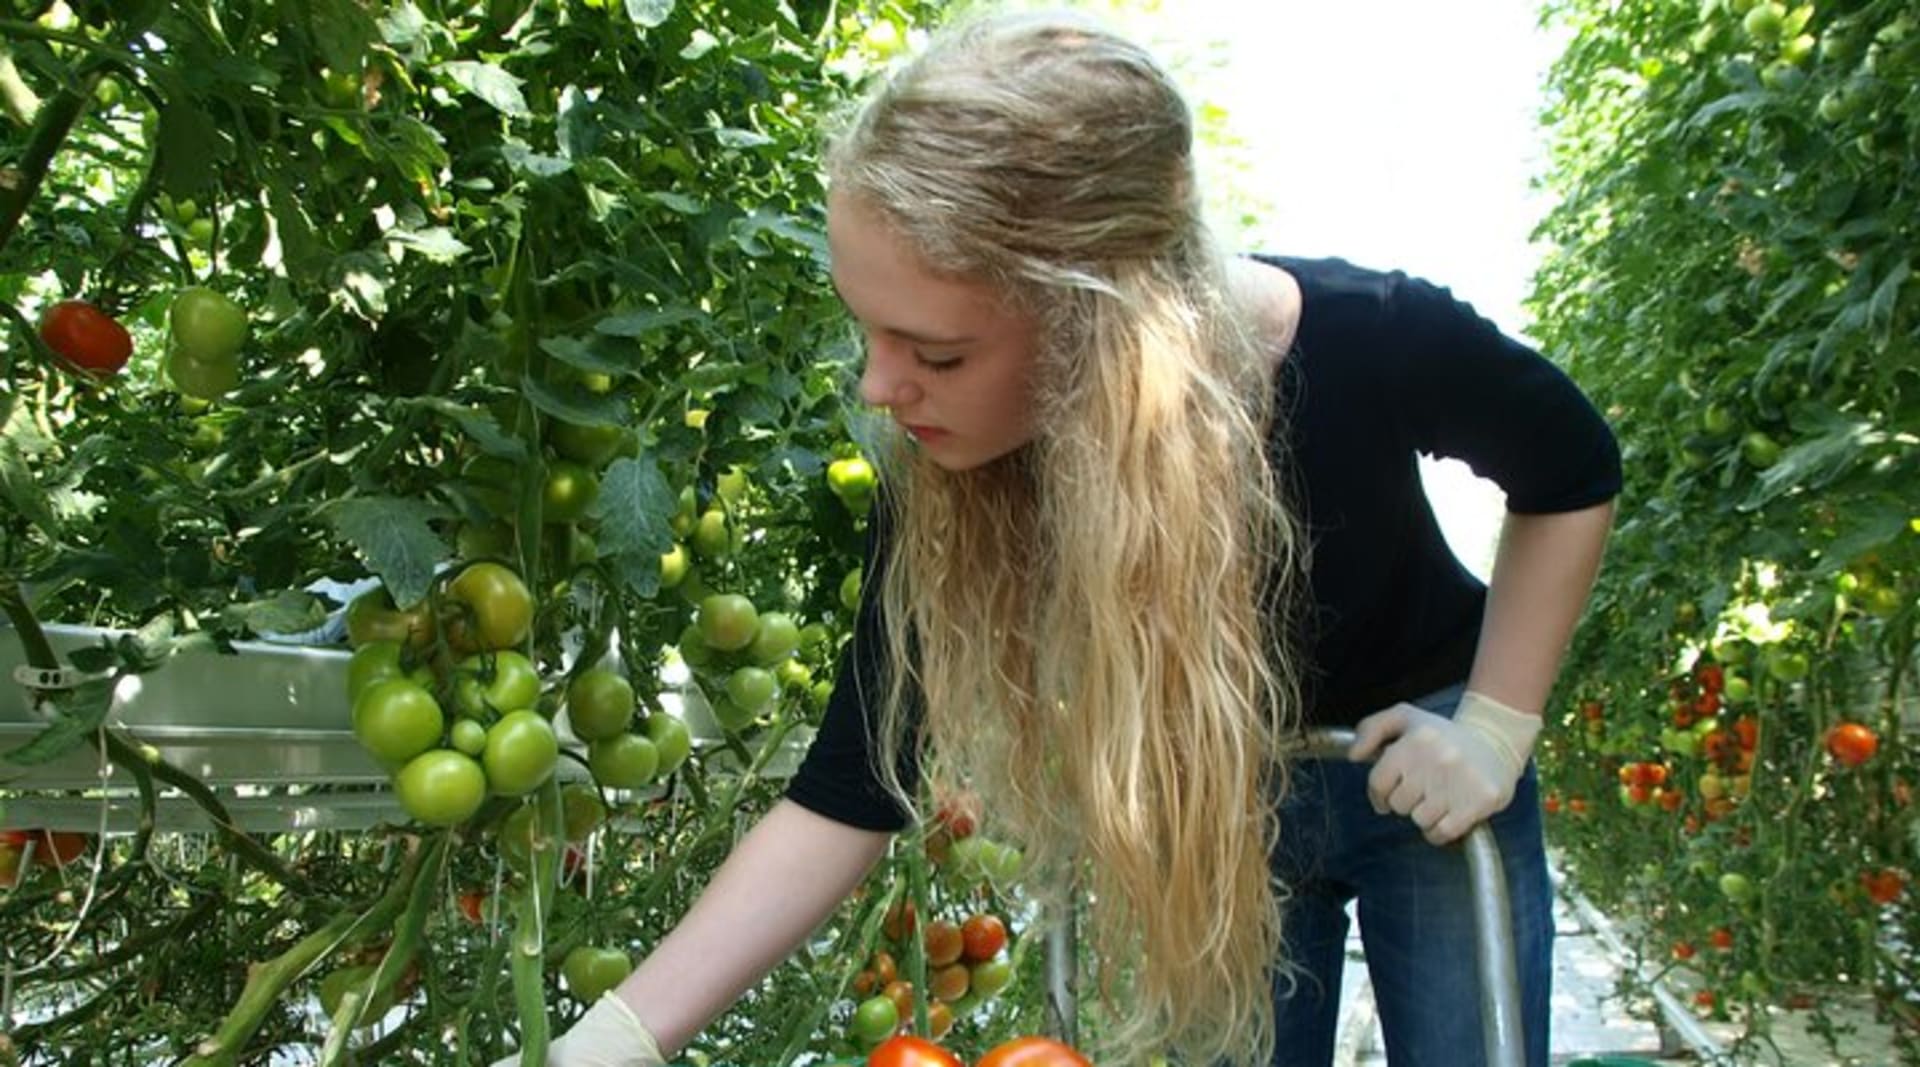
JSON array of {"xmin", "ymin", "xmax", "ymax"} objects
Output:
[{"xmin": 784, "ymin": 255, "xmax": 1623, "ymax": 832}]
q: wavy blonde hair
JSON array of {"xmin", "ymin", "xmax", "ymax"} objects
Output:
[{"xmin": 827, "ymin": 10, "xmax": 1306, "ymax": 1065}]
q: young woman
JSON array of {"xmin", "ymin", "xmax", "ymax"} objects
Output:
[{"xmin": 497, "ymin": 10, "xmax": 1618, "ymax": 1067}]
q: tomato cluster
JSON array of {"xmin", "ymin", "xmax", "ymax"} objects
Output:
[{"xmin": 164, "ymin": 287, "xmax": 249, "ymax": 400}]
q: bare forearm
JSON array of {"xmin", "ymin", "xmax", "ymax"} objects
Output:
[
  {"xmin": 1467, "ymin": 501, "xmax": 1615, "ymax": 714},
  {"xmin": 614, "ymin": 800, "xmax": 892, "ymax": 1054}
]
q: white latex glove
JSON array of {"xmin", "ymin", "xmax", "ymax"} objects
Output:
[
  {"xmin": 1348, "ymin": 691, "xmax": 1541, "ymax": 846},
  {"xmin": 489, "ymin": 993, "xmax": 665, "ymax": 1067}
]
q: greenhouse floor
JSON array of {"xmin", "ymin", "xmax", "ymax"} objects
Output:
[{"xmin": 1329, "ymin": 861, "xmax": 1899, "ymax": 1066}]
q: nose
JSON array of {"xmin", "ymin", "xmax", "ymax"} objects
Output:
[{"xmin": 856, "ymin": 334, "xmax": 924, "ymax": 411}]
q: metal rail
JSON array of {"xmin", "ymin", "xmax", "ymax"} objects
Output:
[{"xmin": 1045, "ymin": 727, "xmax": 1525, "ymax": 1067}]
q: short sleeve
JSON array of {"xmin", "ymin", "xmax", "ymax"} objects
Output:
[
  {"xmin": 783, "ymin": 504, "xmax": 917, "ymax": 832},
  {"xmin": 1385, "ymin": 274, "xmax": 1623, "ymax": 514}
]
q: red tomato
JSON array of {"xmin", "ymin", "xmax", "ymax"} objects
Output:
[
  {"xmin": 39, "ymin": 300, "xmax": 132, "ymax": 374},
  {"xmin": 1710, "ymin": 926, "xmax": 1734, "ymax": 951},
  {"xmin": 1861, "ymin": 868, "xmax": 1907, "ymax": 905},
  {"xmin": 1694, "ymin": 989, "xmax": 1716, "ymax": 1011},
  {"xmin": 961, "ymin": 913, "xmax": 1008, "ymax": 963},
  {"xmin": 1825, "ymin": 722, "xmax": 1879, "ymax": 767},
  {"xmin": 458, "ymin": 890, "xmax": 486, "ymax": 923},
  {"xmin": 1696, "ymin": 663, "xmax": 1724, "ymax": 694},
  {"xmin": 866, "ymin": 1034, "xmax": 963, "ymax": 1067},
  {"xmin": 1672, "ymin": 940, "xmax": 1696, "ymax": 961},
  {"xmin": 923, "ymin": 920, "xmax": 964, "ymax": 967},
  {"xmin": 977, "ymin": 1037, "xmax": 1095, "ymax": 1067},
  {"xmin": 1733, "ymin": 715, "xmax": 1758, "ymax": 751},
  {"xmin": 38, "ymin": 830, "xmax": 89, "ymax": 867}
]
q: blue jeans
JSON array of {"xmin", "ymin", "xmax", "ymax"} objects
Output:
[{"xmin": 1269, "ymin": 684, "xmax": 1552, "ymax": 1067}]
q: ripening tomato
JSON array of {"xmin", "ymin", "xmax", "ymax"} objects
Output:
[
  {"xmin": 977, "ymin": 1036, "xmax": 1095, "ymax": 1067},
  {"xmin": 961, "ymin": 913, "xmax": 1008, "ymax": 962},
  {"xmin": 697, "ymin": 594, "xmax": 760, "ymax": 652},
  {"xmin": 865, "ymin": 1034, "xmax": 961, "ymax": 1067},
  {"xmin": 1672, "ymin": 940, "xmax": 1696, "ymax": 961},
  {"xmin": 39, "ymin": 300, "xmax": 132, "ymax": 375},
  {"xmin": 1710, "ymin": 926, "xmax": 1734, "ymax": 951},
  {"xmin": 1861, "ymin": 868, "xmax": 1907, "ymax": 905},
  {"xmin": 1825, "ymin": 722, "xmax": 1879, "ymax": 767},
  {"xmin": 457, "ymin": 889, "xmax": 486, "ymax": 924},
  {"xmin": 444, "ymin": 562, "xmax": 534, "ymax": 652},
  {"xmin": 923, "ymin": 919, "xmax": 963, "ymax": 967}
]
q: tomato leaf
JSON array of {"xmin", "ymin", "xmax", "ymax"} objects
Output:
[
  {"xmin": 4, "ymin": 676, "xmax": 115, "ymax": 767},
  {"xmin": 439, "ymin": 61, "xmax": 530, "ymax": 119},
  {"xmin": 323, "ymin": 497, "xmax": 451, "ymax": 607},
  {"xmin": 1739, "ymin": 410, "xmax": 1883, "ymax": 511},
  {"xmin": 521, "ymin": 377, "xmax": 627, "ymax": 428},
  {"xmin": 625, "ymin": 0, "xmax": 674, "ymax": 28},
  {"xmin": 222, "ymin": 590, "xmax": 330, "ymax": 638},
  {"xmin": 596, "ymin": 458, "xmax": 675, "ymax": 599},
  {"xmin": 412, "ymin": 399, "xmax": 528, "ymax": 460}
]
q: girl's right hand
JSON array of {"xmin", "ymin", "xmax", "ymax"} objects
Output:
[{"xmin": 488, "ymin": 993, "xmax": 664, "ymax": 1067}]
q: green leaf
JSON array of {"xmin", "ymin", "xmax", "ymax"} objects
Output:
[
  {"xmin": 1866, "ymin": 259, "xmax": 1909, "ymax": 347},
  {"xmin": 644, "ymin": 191, "xmax": 704, "ymax": 215},
  {"xmin": 595, "ymin": 307, "xmax": 705, "ymax": 338},
  {"xmin": 224, "ymin": 590, "xmax": 330, "ymax": 637},
  {"xmin": 407, "ymin": 399, "xmax": 529, "ymax": 459},
  {"xmin": 389, "ymin": 117, "xmax": 451, "ymax": 185},
  {"xmin": 323, "ymin": 497, "xmax": 451, "ymax": 607},
  {"xmin": 504, "ymin": 141, "xmax": 573, "ymax": 178},
  {"xmin": 1739, "ymin": 411, "xmax": 1884, "ymax": 511},
  {"xmin": 1686, "ymin": 91, "xmax": 1767, "ymax": 130},
  {"xmin": 386, "ymin": 226, "xmax": 471, "ymax": 263},
  {"xmin": 712, "ymin": 127, "xmax": 773, "ymax": 149},
  {"xmin": 439, "ymin": 61, "xmax": 531, "ymax": 118},
  {"xmin": 5, "ymin": 678, "xmax": 115, "ymax": 767},
  {"xmin": 310, "ymin": 0, "xmax": 378, "ymax": 74},
  {"xmin": 625, "ymin": 0, "xmax": 674, "ymax": 28},
  {"xmin": 538, "ymin": 334, "xmax": 642, "ymax": 383},
  {"xmin": 521, "ymin": 378, "xmax": 629, "ymax": 427},
  {"xmin": 156, "ymin": 99, "xmax": 230, "ymax": 196},
  {"xmin": 597, "ymin": 457, "xmax": 675, "ymax": 598}
]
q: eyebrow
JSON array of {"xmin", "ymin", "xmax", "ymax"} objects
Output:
[{"xmin": 829, "ymin": 276, "xmax": 979, "ymax": 347}]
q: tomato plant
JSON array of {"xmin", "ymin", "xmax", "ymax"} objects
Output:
[{"xmin": 37, "ymin": 299, "xmax": 132, "ymax": 374}]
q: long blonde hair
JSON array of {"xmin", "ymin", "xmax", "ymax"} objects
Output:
[{"xmin": 827, "ymin": 11, "xmax": 1306, "ymax": 1065}]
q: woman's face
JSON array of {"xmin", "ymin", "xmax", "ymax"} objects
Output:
[{"xmin": 827, "ymin": 190, "xmax": 1042, "ymax": 471}]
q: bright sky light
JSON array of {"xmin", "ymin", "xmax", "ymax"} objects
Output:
[{"xmin": 1092, "ymin": 0, "xmax": 1572, "ymax": 577}]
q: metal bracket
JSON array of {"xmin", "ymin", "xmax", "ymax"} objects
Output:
[{"xmin": 13, "ymin": 664, "xmax": 86, "ymax": 694}]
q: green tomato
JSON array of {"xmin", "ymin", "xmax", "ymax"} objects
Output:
[
  {"xmin": 562, "ymin": 945, "xmax": 633, "ymax": 1004},
  {"xmin": 716, "ymin": 464, "xmax": 750, "ymax": 505},
  {"xmin": 827, "ymin": 456, "xmax": 877, "ymax": 504},
  {"xmin": 451, "ymin": 718, "xmax": 488, "ymax": 756},
  {"xmin": 776, "ymin": 658, "xmax": 813, "ymax": 691},
  {"xmin": 445, "ymin": 562, "xmax": 534, "ymax": 653},
  {"xmin": 678, "ymin": 622, "xmax": 717, "ymax": 669},
  {"xmin": 567, "ymin": 668, "xmax": 636, "ymax": 742},
  {"xmin": 589, "ymin": 734, "xmax": 659, "ymax": 790},
  {"xmin": 550, "ymin": 420, "xmax": 628, "ymax": 468},
  {"xmin": 969, "ymin": 957, "xmax": 1013, "ymax": 999},
  {"xmin": 1740, "ymin": 431, "xmax": 1783, "ymax": 469},
  {"xmin": 840, "ymin": 568, "xmax": 863, "ymax": 613},
  {"xmin": 709, "ymin": 692, "xmax": 759, "ymax": 733},
  {"xmin": 496, "ymin": 803, "xmax": 539, "ymax": 876},
  {"xmin": 452, "ymin": 650, "xmax": 542, "ymax": 719},
  {"xmin": 645, "ymin": 714, "xmax": 692, "ymax": 777},
  {"xmin": 698, "ymin": 594, "xmax": 759, "ymax": 652},
  {"xmin": 1766, "ymin": 648, "xmax": 1810, "ymax": 682},
  {"xmin": 748, "ymin": 612, "xmax": 801, "ymax": 665},
  {"xmin": 850, "ymin": 994, "xmax": 900, "ymax": 1046},
  {"xmin": 457, "ymin": 519, "xmax": 516, "ymax": 560},
  {"xmin": 561, "ymin": 782, "xmax": 608, "ymax": 841},
  {"xmin": 165, "ymin": 345, "xmax": 240, "ymax": 400},
  {"xmin": 725, "ymin": 666, "xmax": 778, "ymax": 714},
  {"xmin": 483, "ymin": 710, "xmax": 559, "ymax": 796},
  {"xmin": 168, "ymin": 287, "xmax": 249, "ymax": 362},
  {"xmin": 543, "ymin": 460, "xmax": 600, "ymax": 522},
  {"xmin": 353, "ymin": 680, "xmax": 444, "ymax": 765},
  {"xmin": 395, "ymin": 749, "xmax": 488, "ymax": 827},
  {"xmin": 318, "ymin": 964, "xmax": 397, "ymax": 1022},
  {"xmin": 670, "ymin": 486, "xmax": 698, "ymax": 538},
  {"xmin": 659, "ymin": 543, "xmax": 689, "ymax": 589},
  {"xmin": 691, "ymin": 509, "xmax": 731, "ymax": 560},
  {"xmin": 347, "ymin": 641, "xmax": 407, "ymax": 703},
  {"xmin": 1720, "ymin": 871, "xmax": 1757, "ymax": 904}
]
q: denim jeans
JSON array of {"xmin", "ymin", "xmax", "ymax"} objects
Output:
[{"xmin": 1268, "ymin": 684, "xmax": 1552, "ymax": 1067}]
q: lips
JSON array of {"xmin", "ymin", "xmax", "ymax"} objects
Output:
[{"xmin": 901, "ymin": 424, "xmax": 947, "ymax": 443}]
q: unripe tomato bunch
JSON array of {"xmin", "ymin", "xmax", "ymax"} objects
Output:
[
  {"xmin": 343, "ymin": 560, "xmax": 693, "ymax": 832},
  {"xmin": 661, "ymin": 465, "xmax": 843, "ymax": 734}
]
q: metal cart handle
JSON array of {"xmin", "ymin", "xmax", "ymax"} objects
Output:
[{"xmin": 1044, "ymin": 727, "xmax": 1525, "ymax": 1067}]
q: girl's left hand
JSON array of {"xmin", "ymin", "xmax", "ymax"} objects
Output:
[{"xmin": 1348, "ymin": 693, "xmax": 1540, "ymax": 846}]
